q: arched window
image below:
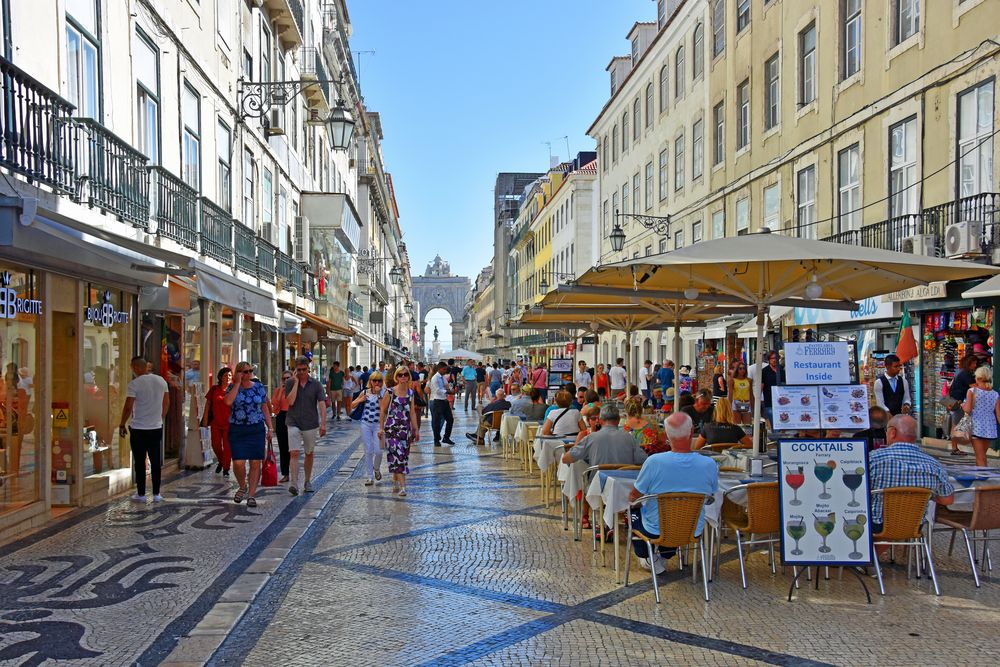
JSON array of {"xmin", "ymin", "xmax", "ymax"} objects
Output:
[
  {"xmin": 632, "ymin": 98, "xmax": 641, "ymax": 140},
  {"xmin": 675, "ymin": 46, "xmax": 685, "ymax": 98},
  {"xmin": 612, "ymin": 124, "xmax": 619, "ymax": 161},
  {"xmin": 693, "ymin": 23, "xmax": 704, "ymax": 78},
  {"xmin": 622, "ymin": 112, "xmax": 630, "ymax": 152},
  {"xmin": 645, "ymin": 83, "xmax": 654, "ymax": 128},
  {"xmin": 659, "ymin": 65, "xmax": 669, "ymax": 112}
]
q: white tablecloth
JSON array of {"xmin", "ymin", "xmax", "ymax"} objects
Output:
[
  {"xmin": 558, "ymin": 460, "xmax": 589, "ymax": 500},
  {"xmin": 500, "ymin": 414, "xmax": 521, "ymax": 441},
  {"xmin": 533, "ymin": 435, "xmax": 572, "ymax": 470}
]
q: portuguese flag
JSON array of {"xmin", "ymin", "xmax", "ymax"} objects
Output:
[{"xmin": 896, "ymin": 309, "xmax": 918, "ymax": 363}]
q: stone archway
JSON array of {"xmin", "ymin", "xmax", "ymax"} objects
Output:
[{"xmin": 411, "ymin": 255, "xmax": 471, "ymax": 359}]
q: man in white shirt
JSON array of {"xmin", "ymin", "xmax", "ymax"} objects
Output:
[
  {"xmin": 873, "ymin": 354, "xmax": 912, "ymax": 416},
  {"xmin": 609, "ymin": 357, "xmax": 628, "ymax": 396},
  {"xmin": 575, "ymin": 360, "xmax": 593, "ymax": 390},
  {"xmin": 638, "ymin": 359, "xmax": 653, "ymax": 405},
  {"xmin": 118, "ymin": 356, "xmax": 170, "ymax": 503},
  {"xmin": 429, "ymin": 362, "xmax": 455, "ymax": 446}
]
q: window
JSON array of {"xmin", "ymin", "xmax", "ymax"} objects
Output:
[
  {"xmin": 632, "ymin": 172, "xmax": 640, "ymax": 212},
  {"xmin": 659, "ymin": 238, "xmax": 668, "ymax": 253},
  {"xmin": 610, "ymin": 68, "xmax": 617, "ymax": 95},
  {"xmin": 692, "ymin": 220, "xmax": 704, "ymax": 243},
  {"xmin": 633, "ymin": 98, "xmax": 641, "ymax": 140},
  {"xmin": 692, "ymin": 119, "xmax": 704, "ymax": 179},
  {"xmin": 645, "ymin": 162, "xmax": 654, "ymax": 210},
  {"xmin": 243, "ymin": 149, "xmax": 255, "ymax": 228},
  {"xmin": 65, "ymin": 0, "xmax": 100, "ymax": 118},
  {"xmin": 645, "ymin": 84, "xmax": 654, "ymax": 128},
  {"xmin": 621, "ymin": 183, "xmax": 629, "ymax": 214},
  {"xmin": 181, "ymin": 83, "xmax": 200, "ymax": 189},
  {"xmin": 800, "ymin": 23, "xmax": 817, "ymax": 105},
  {"xmin": 712, "ymin": 209, "xmax": 725, "ymax": 239},
  {"xmin": 659, "ymin": 66, "xmax": 669, "ymax": 112},
  {"xmin": 603, "ymin": 200, "xmax": 609, "ymax": 235},
  {"xmin": 216, "ymin": 0, "xmax": 234, "ymax": 47},
  {"xmin": 243, "ymin": 49, "xmax": 253, "ymax": 80},
  {"xmin": 674, "ymin": 134, "xmax": 685, "ymax": 191},
  {"xmin": 737, "ymin": 0, "xmax": 751, "ymax": 33},
  {"xmin": 260, "ymin": 23, "xmax": 271, "ymax": 84},
  {"xmin": 838, "ymin": 144, "xmax": 861, "ymax": 232},
  {"xmin": 622, "ymin": 112, "xmax": 630, "ymax": 152},
  {"xmin": 713, "ymin": 0, "xmax": 726, "ymax": 56},
  {"xmin": 763, "ymin": 183, "xmax": 780, "ymax": 231},
  {"xmin": 217, "ymin": 120, "xmax": 232, "ymax": 211},
  {"xmin": 894, "ymin": 0, "xmax": 920, "ymax": 45},
  {"xmin": 797, "ymin": 166, "xmax": 817, "ymax": 238},
  {"xmin": 278, "ymin": 186, "xmax": 288, "ymax": 253},
  {"xmin": 736, "ymin": 197, "xmax": 750, "ymax": 235},
  {"xmin": 612, "ymin": 192, "xmax": 619, "ymax": 221},
  {"xmin": 612, "ymin": 125, "xmax": 619, "ymax": 161},
  {"xmin": 765, "ymin": 53, "xmax": 780, "ymax": 130},
  {"xmin": 737, "ymin": 80, "xmax": 750, "ymax": 150},
  {"xmin": 134, "ymin": 30, "xmax": 159, "ymax": 163},
  {"xmin": 889, "ymin": 117, "xmax": 918, "ymax": 217},
  {"xmin": 657, "ymin": 0, "xmax": 667, "ymax": 28},
  {"xmin": 693, "ymin": 23, "xmax": 704, "ymax": 79},
  {"xmin": 603, "ymin": 136, "xmax": 609, "ymax": 171},
  {"xmin": 675, "ymin": 46, "xmax": 685, "ymax": 98},
  {"xmin": 262, "ymin": 167, "xmax": 273, "ymax": 239},
  {"xmin": 645, "ymin": 244, "xmax": 652, "ymax": 257},
  {"xmin": 658, "ymin": 148, "xmax": 669, "ymax": 201},
  {"xmin": 957, "ymin": 81, "xmax": 995, "ymax": 197},
  {"xmin": 842, "ymin": 0, "xmax": 862, "ymax": 79},
  {"xmin": 713, "ymin": 102, "xmax": 725, "ymax": 165},
  {"xmin": 631, "ymin": 37, "xmax": 640, "ymax": 65},
  {"xmin": 674, "ymin": 229, "xmax": 685, "ymax": 249}
]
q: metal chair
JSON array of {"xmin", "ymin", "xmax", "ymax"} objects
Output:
[
  {"xmin": 624, "ymin": 492, "xmax": 711, "ymax": 602},
  {"xmin": 871, "ymin": 487, "xmax": 939, "ymax": 596},
  {"xmin": 716, "ymin": 482, "xmax": 780, "ymax": 589},
  {"xmin": 934, "ymin": 486, "xmax": 1000, "ymax": 587}
]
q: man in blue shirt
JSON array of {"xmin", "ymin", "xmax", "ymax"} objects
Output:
[
  {"xmin": 656, "ymin": 360, "xmax": 675, "ymax": 397},
  {"xmin": 461, "ymin": 359, "xmax": 479, "ymax": 411},
  {"xmin": 629, "ymin": 411, "xmax": 719, "ymax": 574}
]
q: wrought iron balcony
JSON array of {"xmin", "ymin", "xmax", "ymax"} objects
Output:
[
  {"xmin": 257, "ymin": 238, "xmax": 277, "ymax": 283},
  {"xmin": 347, "ymin": 296, "xmax": 363, "ymax": 322},
  {"xmin": 234, "ymin": 221, "xmax": 257, "ymax": 274},
  {"xmin": 200, "ymin": 197, "xmax": 233, "ymax": 264},
  {"xmin": 0, "ymin": 56, "xmax": 75, "ymax": 194},
  {"xmin": 276, "ymin": 250, "xmax": 303, "ymax": 292},
  {"xmin": 148, "ymin": 166, "xmax": 198, "ymax": 250},
  {"xmin": 74, "ymin": 117, "xmax": 149, "ymax": 230},
  {"xmin": 290, "ymin": 260, "xmax": 305, "ymax": 293}
]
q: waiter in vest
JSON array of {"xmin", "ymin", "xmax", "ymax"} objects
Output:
[{"xmin": 873, "ymin": 354, "xmax": 911, "ymax": 416}]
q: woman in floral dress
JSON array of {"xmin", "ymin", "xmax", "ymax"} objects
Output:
[{"xmin": 379, "ymin": 367, "xmax": 418, "ymax": 497}]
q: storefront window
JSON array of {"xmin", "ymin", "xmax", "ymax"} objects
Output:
[
  {"xmin": 83, "ymin": 286, "xmax": 132, "ymax": 477},
  {"xmin": 140, "ymin": 311, "xmax": 184, "ymax": 459},
  {"xmin": 0, "ymin": 268, "xmax": 40, "ymax": 512}
]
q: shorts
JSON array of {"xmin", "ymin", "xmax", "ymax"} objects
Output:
[
  {"xmin": 288, "ymin": 426, "xmax": 320, "ymax": 454},
  {"xmin": 733, "ymin": 400, "xmax": 750, "ymax": 413},
  {"xmin": 330, "ymin": 390, "xmax": 343, "ymax": 400}
]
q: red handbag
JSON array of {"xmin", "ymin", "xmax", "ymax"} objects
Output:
[{"xmin": 261, "ymin": 442, "xmax": 278, "ymax": 487}]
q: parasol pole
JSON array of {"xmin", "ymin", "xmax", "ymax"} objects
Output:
[
  {"xmin": 751, "ymin": 303, "xmax": 767, "ymax": 454},
  {"xmin": 673, "ymin": 319, "xmax": 682, "ymax": 413}
]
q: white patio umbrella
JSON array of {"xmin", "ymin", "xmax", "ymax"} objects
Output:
[
  {"xmin": 445, "ymin": 348, "xmax": 484, "ymax": 361},
  {"xmin": 574, "ymin": 231, "xmax": 1000, "ymax": 451}
]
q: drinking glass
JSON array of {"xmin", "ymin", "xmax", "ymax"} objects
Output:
[
  {"xmin": 786, "ymin": 519, "xmax": 806, "ymax": 556},
  {"xmin": 814, "ymin": 513, "xmax": 835, "ymax": 553},
  {"xmin": 814, "ymin": 461, "xmax": 834, "ymax": 500},
  {"xmin": 785, "ymin": 466, "xmax": 805, "ymax": 506},
  {"xmin": 843, "ymin": 515, "xmax": 866, "ymax": 560},
  {"xmin": 842, "ymin": 468, "xmax": 864, "ymax": 508}
]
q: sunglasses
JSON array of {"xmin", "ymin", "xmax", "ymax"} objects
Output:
[
  {"xmin": 295, "ymin": 367, "xmax": 309, "ymax": 371},
  {"xmin": 371, "ymin": 380, "xmax": 383, "ymax": 384}
]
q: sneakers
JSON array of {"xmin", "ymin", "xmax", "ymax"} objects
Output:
[
  {"xmin": 279, "ymin": 476, "xmax": 290, "ymax": 483},
  {"xmin": 304, "ymin": 481, "xmax": 314, "ymax": 493},
  {"xmin": 223, "ymin": 469, "xmax": 230, "ymax": 478},
  {"xmin": 434, "ymin": 440, "xmax": 442, "ymax": 447},
  {"xmin": 638, "ymin": 554, "xmax": 667, "ymax": 575},
  {"xmin": 442, "ymin": 438, "xmax": 456, "ymax": 445},
  {"xmin": 215, "ymin": 463, "xmax": 222, "ymax": 474},
  {"xmin": 130, "ymin": 494, "xmax": 146, "ymax": 503},
  {"xmin": 289, "ymin": 485, "xmax": 299, "ymax": 496},
  {"xmin": 364, "ymin": 479, "xmax": 374, "ymax": 486},
  {"xmin": 152, "ymin": 495, "xmax": 164, "ymax": 503},
  {"xmin": 374, "ymin": 470, "xmax": 382, "ymax": 481}
]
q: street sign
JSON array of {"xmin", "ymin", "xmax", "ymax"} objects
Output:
[{"xmin": 778, "ymin": 438, "xmax": 873, "ymax": 567}]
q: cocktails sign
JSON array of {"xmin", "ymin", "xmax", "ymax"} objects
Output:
[{"xmin": 778, "ymin": 439, "xmax": 873, "ymax": 566}]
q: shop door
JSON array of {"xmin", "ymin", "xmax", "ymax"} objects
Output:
[{"xmin": 51, "ymin": 311, "xmax": 78, "ymax": 505}]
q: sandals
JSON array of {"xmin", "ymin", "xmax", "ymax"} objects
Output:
[
  {"xmin": 246, "ymin": 497, "xmax": 258, "ymax": 508},
  {"xmin": 951, "ymin": 449, "xmax": 967, "ymax": 456},
  {"xmin": 234, "ymin": 487, "xmax": 247, "ymax": 504},
  {"xmin": 398, "ymin": 488, "xmax": 407, "ymax": 497},
  {"xmin": 374, "ymin": 470, "xmax": 382, "ymax": 481}
]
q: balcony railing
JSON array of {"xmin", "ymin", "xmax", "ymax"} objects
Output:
[
  {"xmin": 200, "ymin": 197, "xmax": 233, "ymax": 264},
  {"xmin": 257, "ymin": 238, "xmax": 277, "ymax": 283},
  {"xmin": 290, "ymin": 261, "xmax": 304, "ymax": 293},
  {"xmin": 276, "ymin": 250, "xmax": 295, "ymax": 287},
  {"xmin": 234, "ymin": 221, "xmax": 257, "ymax": 274},
  {"xmin": 347, "ymin": 297, "xmax": 363, "ymax": 321},
  {"xmin": 0, "ymin": 56, "xmax": 75, "ymax": 193},
  {"xmin": 74, "ymin": 117, "xmax": 149, "ymax": 229},
  {"xmin": 148, "ymin": 166, "xmax": 198, "ymax": 249}
]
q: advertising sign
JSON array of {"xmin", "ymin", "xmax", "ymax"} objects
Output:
[
  {"xmin": 784, "ymin": 342, "xmax": 852, "ymax": 384},
  {"xmin": 818, "ymin": 385, "xmax": 870, "ymax": 430},
  {"xmin": 772, "ymin": 385, "xmax": 870, "ymax": 431},
  {"xmin": 772, "ymin": 386, "xmax": 819, "ymax": 430},
  {"xmin": 549, "ymin": 358, "xmax": 573, "ymax": 373},
  {"xmin": 778, "ymin": 439, "xmax": 873, "ymax": 566}
]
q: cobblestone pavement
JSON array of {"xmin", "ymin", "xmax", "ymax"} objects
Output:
[{"xmin": 4, "ymin": 408, "xmax": 1000, "ymax": 666}]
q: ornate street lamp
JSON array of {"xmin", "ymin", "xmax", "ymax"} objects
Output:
[
  {"xmin": 389, "ymin": 265, "xmax": 402, "ymax": 286},
  {"xmin": 325, "ymin": 100, "xmax": 356, "ymax": 151},
  {"xmin": 611, "ymin": 209, "xmax": 670, "ymax": 252},
  {"xmin": 610, "ymin": 223, "xmax": 626, "ymax": 252}
]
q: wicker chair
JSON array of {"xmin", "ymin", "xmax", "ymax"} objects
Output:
[
  {"xmin": 935, "ymin": 486, "xmax": 1000, "ymax": 588},
  {"xmin": 716, "ymin": 482, "xmax": 780, "ymax": 589},
  {"xmin": 480, "ymin": 410, "xmax": 506, "ymax": 448},
  {"xmin": 871, "ymin": 487, "xmax": 938, "ymax": 596},
  {"xmin": 708, "ymin": 442, "xmax": 749, "ymax": 453},
  {"xmin": 624, "ymin": 492, "xmax": 711, "ymax": 603}
]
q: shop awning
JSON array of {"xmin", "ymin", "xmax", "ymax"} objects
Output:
[
  {"xmin": 962, "ymin": 276, "xmax": 1000, "ymax": 300},
  {"xmin": 255, "ymin": 313, "xmax": 281, "ymax": 332},
  {"xmin": 354, "ymin": 327, "xmax": 391, "ymax": 352},
  {"xmin": 280, "ymin": 310, "xmax": 303, "ymax": 334},
  {"xmin": 298, "ymin": 308, "xmax": 354, "ymax": 339},
  {"xmin": 192, "ymin": 261, "xmax": 277, "ymax": 318},
  {"xmin": 736, "ymin": 307, "xmax": 793, "ymax": 338}
]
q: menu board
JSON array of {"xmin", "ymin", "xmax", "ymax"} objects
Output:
[
  {"xmin": 778, "ymin": 439, "xmax": 873, "ymax": 566},
  {"xmin": 772, "ymin": 385, "xmax": 870, "ymax": 431}
]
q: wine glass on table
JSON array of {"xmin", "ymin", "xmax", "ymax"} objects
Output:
[
  {"xmin": 814, "ymin": 460, "xmax": 836, "ymax": 500},
  {"xmin": 842, "ymin": 467, "xmax": 864, "ymax": 508},
  {"xmin": 843, "ymin": 514, "xmax": 866, "ymax": 560},
  {"xmin": 785, "ymin": 465, "xmax": 805, "ymax": 506},
  {"xmin": 813, "ymin": 512, "xmax": 836, "ymax": 553},
  {"xmin": 786, "ymin": 518, "xmax": 806, "ymax": 556}
]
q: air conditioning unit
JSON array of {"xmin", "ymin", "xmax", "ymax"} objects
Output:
[
  {"xmin": 266, "ymin": 108, "xmax": 284, "ymax": 137},
  {"xmin": 294, "ymin": 216, "xmax": 311, "ymax": 262},
  {"xmin": 944, "ymin": 221, "xmax": 983, "ymax": 257},
  {"xmin": 901, "ymin": 234, "xmax": 936, "ymax": 256}
]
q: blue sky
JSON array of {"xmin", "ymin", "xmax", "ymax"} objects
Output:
[{"xmin": 349, "ymin": 0, "xmax": 650, "ymax": 347}]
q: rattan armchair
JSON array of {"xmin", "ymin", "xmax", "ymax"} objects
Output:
[
  {"xmin": 707, "ymin": 442, "xmax": 750, "ymax": 453},
  {"xmin": 624, "ymin": 492, "xmax": 711, "ymax": 603},
  {"xmin": 715, "ymin": 482, "xmax": 780, "ymax": 589},
  {"xmin": 871, "ymin": 487, "xmax": 938, "ymax": 596},
  {"xmin": 935, "ymin": 486, "xmax": 1000, "ymax": 588}
]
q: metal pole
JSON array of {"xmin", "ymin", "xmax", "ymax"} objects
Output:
[
  {"xmin": 673, "ymin": 321, "xmax": 681, "ymax": 413},
  {"xmin": 751, "ymin": 304, "xmax": 767, "ymax": 454}
]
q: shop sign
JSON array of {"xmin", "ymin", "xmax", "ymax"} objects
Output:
[
  {"xmin": 784, "ymin": 342, "xmax": 852, "ymax": 384},
  {"xmin": 566, "ymin": 343, "xmax": 576, "ymax": 353},
  {"xmin": 581, "ymin": 335, "xmax": 597, "ymax": 345},
  {"xmin": 884, "ymin": 282, "xmax": 947, "ymax": 303},
  {"xmin": 85, "ymin": 290, "xmax": 130, "ymax": 327},
  {"xmin": 793, "ymin": 295, "xmax": 895, "ymax": 326},
  {"xmin": 0, "ymin": 271, "xmax": 43, "ymax": 319}
]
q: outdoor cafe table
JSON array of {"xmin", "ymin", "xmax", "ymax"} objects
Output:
[
  {"xmin": 500, "ymin": 414, "xmax": 521, "ymax": 458},
  {"xmin": 533, "ymin": 435, "xmax": 575, "ymax": 506},
  {"xmin": 557, "ymin": 459, "xmax": 589, "ymax": 540},
  {"xmin": 515, "ymin": 420, "xmax": 539, "ymax": 470},
  {"xmin": 584, "ymin": 470, "xmax": 766, "ymax": 582}
]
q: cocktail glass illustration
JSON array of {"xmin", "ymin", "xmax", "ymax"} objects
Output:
[
  {"xmin": 843, "ymin": 514, "xmax": 866, "ymax": 560},
  {"xmin": 814, "ymin": 512, "xmax": 836, "ymax": 553},
  {"xmin": 786, "ymin": 518, "xmax": 806, "ymax": 555},
  {"xmin": 842, "ymin": 467, "xmax": 864, "ymax": 507},
  {"xmin": 814, "ymin": 460, "xmax": 836, "ymax": 500},
  {"xmin": 785, "ymin": 466, "xmax": 805, "ymax": 506}
]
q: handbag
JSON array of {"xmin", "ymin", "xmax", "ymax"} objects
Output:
[
  {"xmin": 951, "ymin": 414, "xmax": 973, "ymax": 445},
  {"xmin": 261, "ymin": 442, "xmax": 279, "ymax": 486}
]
